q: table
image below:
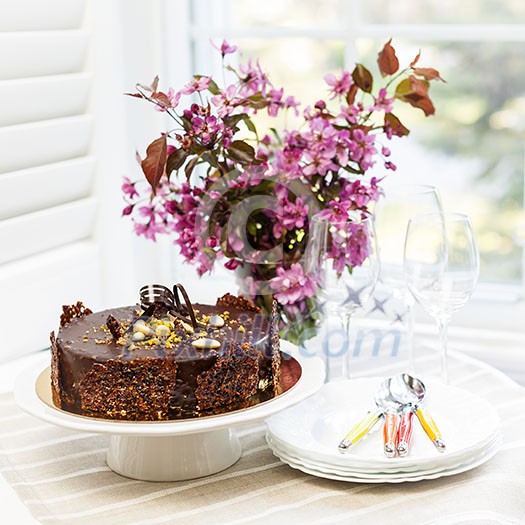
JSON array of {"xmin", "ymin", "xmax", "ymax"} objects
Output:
[{"xmin": 1, "ymin": 349, "xmax": 524, "ymax": 525}]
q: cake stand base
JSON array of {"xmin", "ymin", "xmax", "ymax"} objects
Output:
[{"xmin": 106, "ymin": 429, "xmax": 242, "ymax": 481}]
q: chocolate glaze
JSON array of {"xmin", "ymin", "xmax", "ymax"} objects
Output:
[{"xmin": 52, "ymin": 296, "xmax": 279, "ymax": 420}]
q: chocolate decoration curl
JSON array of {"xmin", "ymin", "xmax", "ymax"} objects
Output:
[{"xmin": 139, "ymin": 283, "xmax": 203, "ymax": 330}]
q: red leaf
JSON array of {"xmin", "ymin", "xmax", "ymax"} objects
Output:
[
  {"xmin": 228, "ymin": 140, "xmax": 256, "ymax": 164},
  {"xmin": 125, "ymin": 92, "xmax": 144, "ymax": 99},
  {"xmin": 413, "ymin": 97, "xmax": 435, "ymax": 116},
  {"xmin": 394, "ymin": 77, "xmax": 435, "ymax": 116},
  {"xmin": 409, "ymin": 75, "xmax": 429, "ymax": 97},
  {"xmin": 410, "ymin": 50, "xmax": 421, "ymax": 68},
  {"xmin": 352, "ymin": 64, "xmax": 373, "ymax": 93},
  {"xmin": 137, "ymin": 76, "xmax": 160, "ymax": 94},
  {"xmin": 151, "ymin": 91, "xmax": 171, "ymax": 108},
  {"xmin": 151, "ymin": 75, "xmax": 159, "ymax": 92},
  {"xmin": 346, "ymin": 84, "xmax": 358, "ymax": 105},
  {"xmin": 166, "ymin": 148, "xmax": 189, "ymax": 178},
  {"xmin": 184, "ymin": 156, "xmax": 199, "ymax": 181},
  {"xmin": 141, "ymin": 136, "xmax": 167, "ymax": 192},
  {"xmin": 377, "ymin": 39, "xmax": 399, "ymax": 77},
  {"xmin": 412, "ymin": 67, "xmax": 446, "ymax": 82}
]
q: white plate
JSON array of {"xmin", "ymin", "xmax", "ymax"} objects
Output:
[
  {"xmin": 266, "ymin": 433, "xmax": 502, "ymax": 477},
  {"xmin": 267, "ymin": 428, "xmax": 501, "ymax": 473},
  {"xmin": 268, "ymin": 436, "xmax": 502, "ymax": 483},
  {"xmin": 266, "ymin": 378, "xmax": 500, "ymax": 471}
]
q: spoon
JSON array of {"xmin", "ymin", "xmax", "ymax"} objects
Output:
[
  {"xmin": 390, "ymin": 373, "xmax": 446, "ymax": 454},
  {"xmin": 338, "ymin": 378, "xmax": 402, "ymax": 457}
]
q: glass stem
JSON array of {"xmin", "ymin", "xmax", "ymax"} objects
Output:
[
  {"xmin": 404, "ymin": 294, "xmax": 416, "ymax": 375},
  {"xmin": 436, "ymin": 316, "xmax": 450, "ymax": 384},
  {"xmin": 340, "ymin": 312, "xmax": 352, "ymax": 380}
]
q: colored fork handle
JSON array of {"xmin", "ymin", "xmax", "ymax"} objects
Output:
[
  {"xmin": 383, "ymin": 412, "xmax": 398, "ymax": 458},
  {"xmin": 415, "ymin": 406, "xmax": 446, "ymax": 452},
  {"xmin": 338, "ymin": 410, "xmax": 383, "ymax": 452},
  {"xmin": 397, "ymin": 409, "xmax": 414, "ymax": 457}
]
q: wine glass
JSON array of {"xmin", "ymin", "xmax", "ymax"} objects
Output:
[
  {"xmin": 306, "ymin": 214, "xmax": 380, "ymax": 380},
  {"xmin": 375, "ymin": 184, "xmax": 443, "ymax": 371},
  {"xmin": 403, "ymin": 212, "xmax": 480, "ymax": 383}
]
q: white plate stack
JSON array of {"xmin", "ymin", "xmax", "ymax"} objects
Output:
[{"xmin": 266, "ymin": 378, "xmax": 501, "ymax": 483}]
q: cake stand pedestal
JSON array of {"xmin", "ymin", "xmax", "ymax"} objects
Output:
[
  {"xmin": 14, "ymin": 341, "xmax": 324, "ymax": 481},
  {"xmin": 106, "ymin": 430, "xmax": 241, "ymax": 481}
]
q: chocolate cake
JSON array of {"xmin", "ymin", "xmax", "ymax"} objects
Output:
[{"xmin": 50, "ymin": 285, "xmax": 282, "ymax": 421}]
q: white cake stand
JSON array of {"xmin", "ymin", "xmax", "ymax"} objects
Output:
[{"xmin": 14, "ymin": 341, "xmax": 324, "ymax": 482}]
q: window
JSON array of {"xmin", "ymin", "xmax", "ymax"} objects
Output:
[{"xmin": 175, "ymin": 0, "xmax": 525, "ymax": 331}]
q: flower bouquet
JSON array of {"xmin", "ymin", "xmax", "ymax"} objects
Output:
[{"xmin": 123, "ymin": 40, "xmax": 442, "ymax": 343}]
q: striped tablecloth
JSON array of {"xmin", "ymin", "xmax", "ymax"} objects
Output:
[{"xmin": 1, "ymin": 352, "xmax": 525, "ymax": 525}]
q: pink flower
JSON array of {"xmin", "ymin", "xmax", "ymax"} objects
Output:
[
  {"xmin": 370, "ymin": 87, "xmax": 394, "ymax": 113},
  {"xmin": 385, "ymin": 161, "xmax": 397, "ymax": 171},
  {"xmin": 212, "ymin": 39, "xmax": 237, "ymax": 57},
  {"xmin": 154, "ymin": 88, "xmax": 181, "ymax": 112},
  {"xmin": 122, "ymin": 204, "xmax": 133, "ymax": 216},
  {"xmin": 338, "ymin": 104, "xmax": 360, "ymax": 124},
  {"xmin": 270, "ymin": 263, "xmax": 317, "ymax": 305},
  {"xmin": 206, "ymin": 236, "xmax": 219, "ymax": 248},
  {"xmin": 134, "ymin": 220, "xmax": 166, "ymax": 242},
  {"xmin": 238, "ymin": 59, "xmax": 269, "ymax": 97},
  {"xmin": 228, "ymin": 231, "xmax": 245, "ymax": 254},
  {"xmin": 122, "ymin": 177, "xmax": 139, "ymax": 199},
  {"xmin": 164, "ymin": 200, "xmax": 177, "ymax": 215},
  {"xmin": 348, "ymin": 128, "xmax": 377, "ymax": 171},
  {"xmin": 180, "ymin": 76, "xmax": 212, "ymax": 95},
  {"xmin": 211, "ymin": 84, "xmax": 239, "ymax": 117},
  {"xmin": 277, "ymin": 194, "xmax": 309, "ymax": 231},
  {"xmin": 284, "ymin": 95, "xmax": 300, "ymax": 116},
  {"xmin": 325, "ymin": 70, "xmax": 353, "ymax": 98},
  {"xmin": 271, "ymin": 147, "xmax": 303, "ymax": 180},
  {"xmin": 138, "ymin": 206, "xmax": 156, "ymax": 220},
  {"xmin": 267, "ymin": 88, "xmax": 284, "ymax": 117},
  {"xmin": 225, "ymin": 259, "xmax": 240, "ymax": 271}
]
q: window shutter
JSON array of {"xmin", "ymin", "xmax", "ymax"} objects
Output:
[{"xmin": 0, "ymin": 0, "xmax": 102, "ymax": 361}]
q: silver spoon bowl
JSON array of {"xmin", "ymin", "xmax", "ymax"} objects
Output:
[{"xmin": 390, "ymin": 373, "xmax": 446, "ymax": 453}]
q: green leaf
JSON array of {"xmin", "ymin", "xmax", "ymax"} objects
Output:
[
  {"xmin": 352, "ymin": 64, "xmax": 373, "ymax": 93},
  {"xmin": 245, "ymin": 93, "xmax": 267, "ymax": 110},
  {"xmin": 269, "ymin": 127, "xmax": 281, "ymax": 142},
  {"xmin": 394, "ymin": 78, "xmax": 412, "ymax": 99},
  {"xmin": 202, "ymin": 151, "xmax": 221, "ymax": 169},
  {"xmin": 243, "ymin": 116, "xmax": 257, "ymax": 134},
  {"xmin": 180, "ymin": 114, "xmax": 192, "ymax": 131},
  {"xmin": 384, "ymin": 113, "xmax": 410, "ymax": 137},
  {"xmin": 224, "ymin": 113, "xmax": 248, "ymax": 128},
  {"xmin": 228, "ymin": 140, "xmax": 256, "ymax": 164},
  {"xmin": 190, "ymin": 143, "xmax": 207, "ymax": 156}
]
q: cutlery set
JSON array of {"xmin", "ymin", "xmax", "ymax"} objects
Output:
[{"xmin": 338, "ymin": 373, "xmax": 445, "ymax": 457}]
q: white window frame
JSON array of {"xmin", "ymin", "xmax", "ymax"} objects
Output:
[{"xmin": 158, "ymin": 0, "xmax": 525, "ymax": 334}]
